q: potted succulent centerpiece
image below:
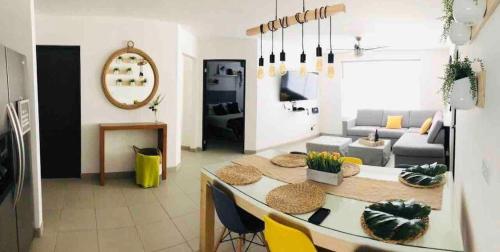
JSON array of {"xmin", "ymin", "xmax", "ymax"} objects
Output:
[
  {"xmin": 306, "ymin": 151, "xmax": 344, "ymax": 186},
  {"xmin": 441, "ymin": 57, "xmax": 484, "ymax": 109}
]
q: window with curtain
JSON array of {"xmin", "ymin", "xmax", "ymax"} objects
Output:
[{"xmin": 341, "ymin": 59, "xmax": 422, "ymax": 118}]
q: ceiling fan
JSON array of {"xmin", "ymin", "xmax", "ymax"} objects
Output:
[{"xmin": 333, "ymin": 36, "xmax": 389, "ymax": 57}]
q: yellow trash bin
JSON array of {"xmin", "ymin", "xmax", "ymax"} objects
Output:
[{"xmin": 133, "ymin": 146, "xmax": 161, "ymax": 188}]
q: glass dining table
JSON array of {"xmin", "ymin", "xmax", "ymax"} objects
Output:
[{"xmin": 200, "ymin": 150, "xmax": 464, "ymax": 252}]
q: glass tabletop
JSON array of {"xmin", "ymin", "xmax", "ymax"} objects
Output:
[{"xmin": 202, "ymin": 149, "xmax": 464, "ymax": 252}]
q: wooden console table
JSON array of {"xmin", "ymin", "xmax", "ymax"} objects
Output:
[{"xmin": 99, "ymin": 122, "xmax": 167, "ymax": 186}]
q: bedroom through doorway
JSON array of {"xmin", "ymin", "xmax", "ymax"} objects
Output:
[{"xmin": 202, "ymin": 60, "xmax": 246, "ymax": 153}]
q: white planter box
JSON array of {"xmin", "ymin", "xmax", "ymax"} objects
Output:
[
  {"xmin": 307, "ymin": 169, "xmax": 343, "ymax": 186},
  {"xmin": 450, "ymin": 77, "xmax": 476, "ymax": 110}
]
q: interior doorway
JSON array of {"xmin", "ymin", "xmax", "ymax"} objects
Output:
[
  {"xmin": 202, "ymin": 60, "xmax": 246, "ymax": 153},
  {"xmin": 36, "ymin": 46, "xmax": 81, "ymax": 178},
  {"xmin": 181, "ymin": 54, "xmax": 196, "ymax": 150}
]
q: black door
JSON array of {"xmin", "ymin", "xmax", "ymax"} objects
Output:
[{"xmin": 36, "ymin": 46, "xmax": 81, "ymax": 178}]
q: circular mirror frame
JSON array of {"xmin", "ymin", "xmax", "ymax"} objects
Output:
[{"xmin": 101, "ymin": 43, "xmax": 159, "ymax": 110}]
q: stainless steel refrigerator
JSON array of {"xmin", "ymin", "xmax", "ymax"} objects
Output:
[{"xmin": 0, "ymin": 45, "xmax": 35, "ymax": 252}]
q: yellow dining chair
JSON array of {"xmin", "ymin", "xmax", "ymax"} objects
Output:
[
  {"xmin": 343, "ymin": 156, "xmax": 363, "ymax": 165},
  {"xmin": 263, "ymin": 216, "xmax": 316, "ymax": 252}
]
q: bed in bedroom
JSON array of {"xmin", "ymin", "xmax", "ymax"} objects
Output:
[{"xmin": 205, "ymin": 90, "xmax": 244, "ymax": 140}]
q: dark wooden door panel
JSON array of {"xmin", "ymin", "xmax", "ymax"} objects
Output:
[{"xmin": 36, "ymin": 46, "xmax": 81, "ymax": 178}]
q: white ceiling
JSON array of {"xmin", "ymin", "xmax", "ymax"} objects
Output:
[{"xmin": 34, "ymin": 0, "xmax": 448, "ymax": 49}]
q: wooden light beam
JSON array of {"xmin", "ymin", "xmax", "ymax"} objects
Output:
[{"xmin": 246, "ymin": 3, "xmax": 346, "ymax": 36}]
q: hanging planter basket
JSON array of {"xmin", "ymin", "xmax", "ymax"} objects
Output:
[
  {"xmin": 453, "ymin": 0, "xmax": 487, "ymax": 26},
  {"xmin": 450, "ymin": 77, "xmax": 476, "ymax": 110},
  {"xmin": 448, "ymin": 22, "xmax": 471, "ymax": 45}
]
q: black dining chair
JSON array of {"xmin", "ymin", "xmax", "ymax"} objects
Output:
[{"xmin": 210, "ymin": 184, "xmax": 266, "ymax": 252}]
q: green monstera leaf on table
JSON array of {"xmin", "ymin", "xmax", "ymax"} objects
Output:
[
  {"xmin": 362, "ymin": 199, "xmax": 431, "ymax": 242},
  {"xmin": 399, "ymin": 163, "xmax": 447, "ymax": 187}
]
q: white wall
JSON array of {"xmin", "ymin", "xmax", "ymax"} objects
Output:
[
  {"xmin": 0, "ymin": 0, "xmax": 43, "ymax": 230},
  {"xmin": 36, "ymin": 15, "xmax": 183, "ymax": 173},
  {"xmin": 255, "ymin": 38, "xmax": 322, "ymax": 150},
  {"xmin": 454, "ymin": 9, "xmax": 500, "ymax": 252},
  {"xmin": 323, "ymin": 49, "xmax": 449, "ymax": 135},
  {"xmin": 259, "ymin": 36, "xmax": 448, "ymax": 139}
]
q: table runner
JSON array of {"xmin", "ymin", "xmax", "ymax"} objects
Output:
[{"xmin": 232, "ymin": 155, "xmax": 444, "ymax": 209}]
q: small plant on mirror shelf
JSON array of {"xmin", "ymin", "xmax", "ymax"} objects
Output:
[{"xmin": 148, "ymin": 94, "xmax": 164, "ymax": 122}]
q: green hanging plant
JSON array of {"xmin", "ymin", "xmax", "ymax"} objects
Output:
[
  {"xmin": 440, "ymin": 0, "xmax": 455, "ymax": 41},
  {"xmin": 440, "ymin": 57, "xmax": 484, "ymax": 104}
]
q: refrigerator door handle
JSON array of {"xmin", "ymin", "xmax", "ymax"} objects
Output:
[
  {"xmin": 11, "ymin": 103, "xmax": 26, "ymax": 205},
  {"xmin": 6, "ymin": 104, "xmax": 23, "ymax": 206}
]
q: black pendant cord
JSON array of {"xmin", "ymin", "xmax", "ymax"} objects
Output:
[
  {"xmin": 329, "ymin": 16, "xmax": 332, "ymax": 52},
  {"xmin": 301, "ymin": 0, "xmax": 305, "ymax": 54},
  {"xmin": 317, "ymin": 16, "xmax": 321, "ymax": 47}
]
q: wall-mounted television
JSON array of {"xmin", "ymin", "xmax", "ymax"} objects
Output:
[{"xmin": 279, "ymin": 71, "xmax": 318, "ymax": 101}]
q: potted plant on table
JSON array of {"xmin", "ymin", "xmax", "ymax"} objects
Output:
[
  {"xmin": 148, "ymin": 94, "xmax": 164, "ymax": 122},
  {"xmin": 306, "ymin": 151, "xmax": 344, "ymax": 186},
  {"xmin": 441, "ymin": 57, "xmax": 483, "ymax": 109}
]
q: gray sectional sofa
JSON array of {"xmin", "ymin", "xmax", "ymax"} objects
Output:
[{"xmin": 342, "ymin": 109, "xmax": 446, "ymax": 166}]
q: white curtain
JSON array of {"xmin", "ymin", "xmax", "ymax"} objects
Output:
[{"xmin": 341, "ymin": 59, "xmax": 422, "ymax": 118}]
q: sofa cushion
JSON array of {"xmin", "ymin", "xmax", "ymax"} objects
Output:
[
  {"xmin": 377, "ymin": 128, "xmax": 408, "ymax": 139},
  {"xmin": 356, "ymin": 109, "xmax": 384, "ymax": 126},
  {"xmin": 427, "ymin": 111, "xmax": 443, "ymax": 143},
  {"xmin": 393, "ymin": 133, "xmax": 444, "ymax": 157},
  {"xmin": 347, "ymin": 126, "xmax": 379, "ymax": 137},
  {"xmin": 382, "ymin": 110, "xmax": 410, "ymax": 128},
  {"xmin": 409, "ymin": 110, "xmax": 436, "ymax": 128}
]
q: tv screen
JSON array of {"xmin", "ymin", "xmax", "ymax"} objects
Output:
[{"xmin": 279, "ymin": 71, "xmax": 318, "ymax": 101}]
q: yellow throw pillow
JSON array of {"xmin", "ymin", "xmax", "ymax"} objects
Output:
[
  {"xmin": 419, "ymin": 118, "xmax": 433, "ymax": 134},
  {"xmin": 386, "ymin": 115, "xmax": 403, "ymax": 129}
]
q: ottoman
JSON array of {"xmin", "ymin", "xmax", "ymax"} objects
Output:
[
  {"xmin": 348, "ymin": 139, "xmax": 391, "ymax": 166},
  {"xmin": 306, "ymin": 136, "xmax": 352, "ymax": 155}
]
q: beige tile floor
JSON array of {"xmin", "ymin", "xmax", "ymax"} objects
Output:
[{"xmin": 30, "ymin": 138, "xmax": 394, "ymax": 252}]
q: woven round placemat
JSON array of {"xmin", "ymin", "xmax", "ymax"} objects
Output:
[
  {"xmin": 342, "ymin": 163, "xmax": 360, "ymax": 177},
  {"xmin": 216, "ymin": 165, "xmax": 262, "ymax": 185},
  {"xmin": 265, "ymin": 182, "xmax": 326, "ymax": 214},
  {"xmin": 398, "ymin": 174, "xmax": 447, "ymax": 188},
  {"xmin": 360, "ymin": 215, "xmax": 429, "ymax": 244},
  {"xmin": 270, "ymin": 154, "xmax": 307, "ymax": 168}
]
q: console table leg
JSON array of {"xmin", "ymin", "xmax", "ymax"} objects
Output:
[{"xmin": 99, "ymin": 128, "xmax": 105, "ymax": 186}]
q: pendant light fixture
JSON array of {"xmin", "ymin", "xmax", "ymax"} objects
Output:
[
  {"xmin": 315, "ymin": 7, "xmax": 325, "ymax": 72},
  {"xmin": 257, "ymin": 24, "xmax": 265, "ymax": 80},
  {"xmin": 327, "ymin": 13, "xmax": 335, "ymax": 79},
  {"xmin": 297, "ymin": 0, "xmax": 308, "ymax": 77},
  {"xmin": 279, "ymin": 16, "xmax": 289, "ymax": 76},
  {"xmin": 268, "ymin": 0, "xmax": 278, "ymax": 77}
]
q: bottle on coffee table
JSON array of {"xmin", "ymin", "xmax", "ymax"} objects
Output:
[{"xmin": 374, "ymin": 129, "xmax": 379, "ymax": 142}]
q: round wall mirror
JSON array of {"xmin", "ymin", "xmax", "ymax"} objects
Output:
[{"xmin": 101, "ymin": 41, "xmax": 159, "ymax": 109}]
